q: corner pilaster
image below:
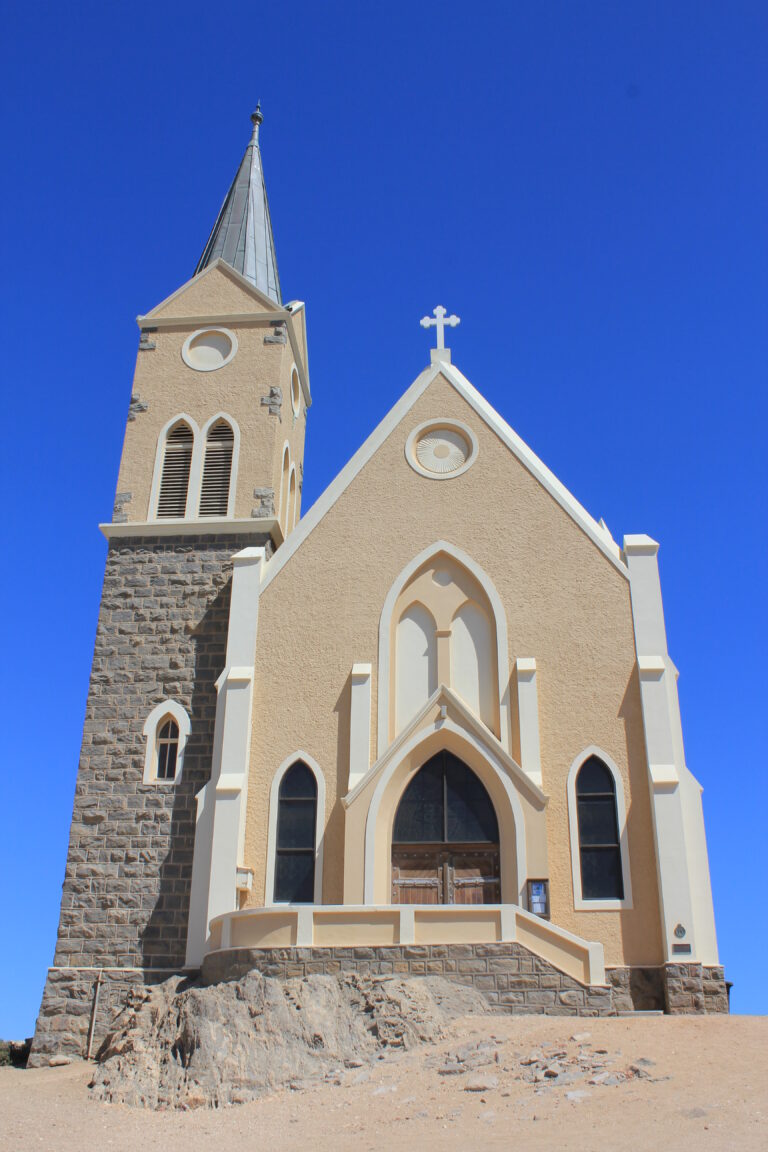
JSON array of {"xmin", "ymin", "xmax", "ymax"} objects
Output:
[
  {"xmin": 185, "ymin": 546, "xmax": 266, "ymax": 966},
  {"xmin": 624, "ymin": 534, "xmax": 716, "ymax": 964}
]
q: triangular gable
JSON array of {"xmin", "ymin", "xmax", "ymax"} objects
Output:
[
  {"xmin": 261, "ymin": 358, "xmax": 627, "ymax": 591},
  {"xmin": 343, "ymin": 684, "xmax": 547, "ymax": 810},
  {"xmin": 138, "ymin": 258, "xmax": 285, "ymax": 323}
]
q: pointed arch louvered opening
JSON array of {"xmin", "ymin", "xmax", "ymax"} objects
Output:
[
  {"xmin": 157, "ymin": 423, "xmax": 194, "ymax": 518},
  {"xmin": 199, "ymin": 419, "xmax": 235, "ymax": 517}
]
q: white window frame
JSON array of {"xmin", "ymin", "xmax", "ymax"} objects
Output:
[
  {"xmin": 567, "ymin": 745, "xmax": 633, "ymax": 911},
  {"xmin": 290, "ymin": 364, "xmax": 300, "ymax": 418},
  {"xmin": 142, "ymin": 700, "xmax": 191, "ymax": 785},
  {"xmin": 264, "ymin": 752, "xmax": 326, "ymax": 905},
  {"xmin": 278, "ymin": 442, "xmax": 291, "ymax": 531}
]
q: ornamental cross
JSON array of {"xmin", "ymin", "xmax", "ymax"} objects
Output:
[{"xmin": 420, "ymin": 305, "xmax": 460, "ymax": 350}]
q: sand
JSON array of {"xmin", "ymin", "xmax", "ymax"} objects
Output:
[{"xmin": 2, "ymin": 1014, "xmax": 766, "ymax": 1151}]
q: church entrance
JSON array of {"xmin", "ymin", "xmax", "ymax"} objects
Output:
[{"xmin": 391, "ymin": 751, "xmax": 501, "ymax": 905}]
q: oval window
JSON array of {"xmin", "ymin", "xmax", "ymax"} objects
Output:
[
  {"xmin": 181, "ymin": 328, "xmax": 238, "ymax": 372},
  {"xmin": 291, "ymin": 366, "xmax": 300, "ymax": 415}
]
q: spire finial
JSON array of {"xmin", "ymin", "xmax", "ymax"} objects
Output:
[{"xmin": 250, "ymin": 103, "xmax": 263, "ymax": 141}]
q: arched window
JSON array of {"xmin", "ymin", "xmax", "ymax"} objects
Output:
[
  {"xmin": 156, "ymin": 718, "xmax": 180, "ymax": 780},
  {"xmin": 157, "ymin": 422, "xmax": 193, "ymax": 517},
  {"xmin": 199, "ymin": 419, "xmax": 234, "ymax": 516},
  {"xmin": 279, "ymin": 444, "xmax": 290, "ymax": 531},
  {"xmin": 142, "ymin": 700, "xmax": 190, "ymax": 785},
  {"xmin": 575, "ymin": 756, "xmax": 624, "ymax": 900},
  {"xmin": 287, "ymin": 465, "xmax": 297, "ymax": 532},
  {"xmin": 274, "ymin": 762, "xmax": 318, "ymax": 903},
  {"xmin": 392, "ymin": 751, "xmax": 500, "ymax": 905}
]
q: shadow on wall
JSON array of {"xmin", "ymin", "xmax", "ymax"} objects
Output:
[
  {"xmin": 615, "ymin": 664, "xmax": 665, "ymax": 1001},
  {"xmin": 139, "ymin": 577, "xmax": 232, "ymax": 970},
  {"xmin": 328, "ymin": 674, "xmax": 352, "ymax": 905}
]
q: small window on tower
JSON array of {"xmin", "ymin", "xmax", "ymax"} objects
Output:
[
  {"xmin": 290, "ymin": 366, "xmax": 300, "ymax": 416},
  {"xmin": 199, "ymin": 419, "xmax": 235, "ymax": 517},
  {"xmin": 155, "ymin": 718, "xmax": 180, "ymax": 781}
]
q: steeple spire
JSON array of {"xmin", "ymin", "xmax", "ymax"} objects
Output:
[{"xmin": 194, "ymin": 105, "xmax": 282, "ymax": 304}]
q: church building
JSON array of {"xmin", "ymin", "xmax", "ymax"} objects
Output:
[{"xmin": 31, "ymin": 109, "xmax": 727, "ymax": 1064}]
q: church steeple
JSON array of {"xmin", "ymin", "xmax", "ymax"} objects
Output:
[{"xmin": 194, "ymin": 105, "xmax": 282, "ymax": 304}]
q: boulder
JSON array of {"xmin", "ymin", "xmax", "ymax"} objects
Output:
[{"xmin": 90, "ymin": 971, "xmax": 487, "ymax": 1110}]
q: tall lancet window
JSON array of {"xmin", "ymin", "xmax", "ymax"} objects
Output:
[
  {"xmin": 157, "ymin": 422, "xmax": 193, "ymax": 518},
  {"xmin": 199, "ymin": 420, "xmax": 235, "ymax": 516},
  {"xmin": 576, "ymin": 756, "xmax": 624, "ymax": 900},
  {"xmin": 274, "ymin": 762, "xmax": 317, "ymax": 903},
  {"xmin": 155, "ymin": 718, "xmax": 180, "ymax": 781}
]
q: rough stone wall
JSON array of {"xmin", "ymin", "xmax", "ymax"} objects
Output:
[
  {"xmin": 662, "ymin": 963, "xmax": 729, "ymax": 1014},
  {"xmin": 201, "ymin": 944, "xmax": 616, "ymax": 1016},
  {"xmin": 30, "ymin": 531, "xmax": 271, "ymax": 1065}
]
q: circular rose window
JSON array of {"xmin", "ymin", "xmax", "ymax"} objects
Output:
[
  {"xmin": 181, "ymin": 328, "xmax": 238, "ymax": 372},
  {"xmin": 405, "ymin": 420, "xmax": 478, "ymax": 480}
]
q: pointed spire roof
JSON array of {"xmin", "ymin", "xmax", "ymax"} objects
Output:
[{"xmin": 194, "ymin": 105, "xmax": 282, "ymax": 304}]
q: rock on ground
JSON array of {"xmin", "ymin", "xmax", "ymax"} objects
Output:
[{"xmin": 89, "ymin": 971, "xmax": 487, "ymax": 1110}]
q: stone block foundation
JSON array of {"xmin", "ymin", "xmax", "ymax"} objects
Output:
[{"xmin": 29, "ymin": 951, "xmax": 728, "ymax": 1066}]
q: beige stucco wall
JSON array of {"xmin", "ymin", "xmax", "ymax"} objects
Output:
[
  {"xmin": 244, "ymin": 371, "xmax": 662, "ymax": 967},
  {"xmin": 114, "ymin": 265, "xmax": 306, "ymax": 526}
]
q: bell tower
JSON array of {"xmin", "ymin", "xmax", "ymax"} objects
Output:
[
  {"xmin": 111, "ymin": 105, "xmax": 310, "ymax": 546},
  {"xmin": 29, "ymin": 108, "xmax": 309, "ymax": 1066}
]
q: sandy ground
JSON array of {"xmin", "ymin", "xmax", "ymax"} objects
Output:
[{"xmin": 1, "ymin": 1015, "xmax": 766, "ymax": 1152}]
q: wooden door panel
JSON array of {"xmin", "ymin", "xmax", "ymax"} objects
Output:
[
  {"xmin": 392, "ymin": 850, "xmax": 442, "ymax": 905},
  {"xmin": 392, "ymin": 846, "xmax": 500, "ymax": 906}
]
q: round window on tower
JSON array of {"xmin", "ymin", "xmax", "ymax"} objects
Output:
[
  {"xmin": 291, "ymin": 366, "xmax": 300, "ymax": 415},
  {"xmin": 181, "ymin": 328, "xmax": 238, "ymax": 372},
  {"xmin": 405, "ymin": 419, "xmax": 478, "ymax": 480}
]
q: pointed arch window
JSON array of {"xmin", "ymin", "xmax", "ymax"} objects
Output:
[
  {"xmin": 157, "ymin": 422, "xmax": 193, "ymax": 517},
  {"xmin": 156, "ymin": 718, "xmax": 180, "ymax": 780},
  {"xmin": 199, "ymin": 419, "xmax": 234, "ymax": 516},
  {"xmin": 575, "ymin": 756, "xmax": 624, "ymax": 900},
  {"xmin": 274, "ymin": 762, "xmax": 317, "ymax": 903}
]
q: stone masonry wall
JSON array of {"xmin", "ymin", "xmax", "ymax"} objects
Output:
[
  {"xmin": 201, "ymin": 944, "xmax": 616, "ymax": 1016},
  {"xmin": 29, "ymin": 949, "xmax": 729, "ymax": 1066},
  {"xmin": 30, "ymin": 532, "xmax": 271, "ymax": 1066}
]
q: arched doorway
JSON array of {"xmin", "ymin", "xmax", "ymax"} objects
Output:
[{"xmin": 391, "ymin": 750, "xmax": 500, "ymax": 905}]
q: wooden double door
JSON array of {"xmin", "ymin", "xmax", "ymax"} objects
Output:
[{"xmin": 391, "ymin": 844, "xmax": 501, "ymax": 905}]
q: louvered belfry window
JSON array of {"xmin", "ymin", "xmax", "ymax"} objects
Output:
[
  {"xmin": 199, "ymin": 420, "xmax": 235, "ymax": 517},
  {"xmin": 157, "ymin": 423, "xmax": 193, "ymax": 518}
]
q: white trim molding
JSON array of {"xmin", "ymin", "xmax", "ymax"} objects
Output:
[
  {"xmin": 566, "ymin": 746, "xmax": 633, "ymax": 912},
  {"xmin": 515, "ymin": 658, "xmax": 543, "ymax": 788},
  {"xmin": 377, "ymin": 540, "xmax": 511, "ymax": 758},
  {"xmin": 264, "ymin": 751, "xmax": 326, "ymax": 906},
  {"xmin": 141, "ymin": 699, "xmax": 191, "ymax": 785},
  {"xmin": 101, "ymin": 518, "xmax": 284, "ymax": 546},
  {"xmin": 348, "ymin": 663, "xmax": 372, "ymax": 792},
  {"xmin": 148, "ymin": 413, "xmax": 200, "ymax": 521}
]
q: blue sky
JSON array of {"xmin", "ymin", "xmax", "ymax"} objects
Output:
[{"xmin": 1, "ymin": 2, "xmax": 766, "ymax": 1035}]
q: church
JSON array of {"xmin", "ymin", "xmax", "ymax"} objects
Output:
[{"xmin": 31, "ymin": 108, "xmax": 727, "ymax": 1064}]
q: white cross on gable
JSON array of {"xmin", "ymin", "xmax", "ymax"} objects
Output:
[{"xmin": 420, "ymin": 305, "xmax": 460, "ymax": 355}]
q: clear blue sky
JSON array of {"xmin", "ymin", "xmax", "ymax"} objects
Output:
[{"xmin": 1, "ymin": 2, "xmax": 766, "ymax": 1035}]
